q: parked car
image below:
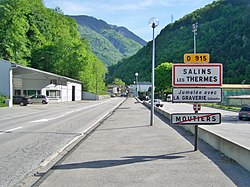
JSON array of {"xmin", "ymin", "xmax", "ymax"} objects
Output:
[
  {"xmin": 30, "ymin": 95, "xmax": 49, "ymax": 104},
  {"xmin": 149, "ymin": 99, "xmax": 164, "ymax": 107},
  {"xmin": 239, "ymin": 106, "xmax": 250, "ymax": 120},
  {"xmin": 13, "ymin": 96, "xmax": 30, "ymax": 106}
]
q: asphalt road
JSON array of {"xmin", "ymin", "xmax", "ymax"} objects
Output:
[{"xmin": 0, "ymin": 98, "xmax": 125, "ymax": 187}]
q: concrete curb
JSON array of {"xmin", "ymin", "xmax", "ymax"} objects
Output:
[
  {"xmin": 17, "ymin": 98, "xmax": 127, "ymax": 187},
  {"xmin": 143, "ymin": 101, "xmax": 250, "ymax": 172}
]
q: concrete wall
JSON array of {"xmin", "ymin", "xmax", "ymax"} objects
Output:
[
  {"xmin": 143, "ymin": 102, "xmax": 250, "ymax": 172},
  {"xmin": 65, "ymin": 82, "xmax": 82, "ymax": 101},
  {"xmin": 0, "ymin": 60, "xmax": 12, "ymax": 98},
  {"xmin": 82, "ymin": 91, "xmax": 97, "ymax": 100},
  {"xmin": 82, "ymin": 91, "xmax": 110, "ymax": 100},
  {"xmin": 227, "ymin": 97, "xmax": 250, "ymax": 106},
  {"xmin": 0, "ymin": 60, "xmax": 13, "ymax": 107}
]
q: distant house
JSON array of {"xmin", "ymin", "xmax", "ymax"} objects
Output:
[
  {"xmin": 107, "ymin": 85, "xmax": 120, "ymax": 95},
  {"xmin": 0, "ymin": 59, "xmax": 82, "ymax": 107},
  {"xmin": 129, "ymin": 82, "xmax": 151, "ymax": 97},
  {"xmin": 137, "ymin": 81, "xmax": 151, "ymax": 93}
]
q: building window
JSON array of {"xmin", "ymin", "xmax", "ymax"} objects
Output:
[
  {"xmin": 23, "ymin": 90, "xmax": 41, "ymax": 96},
  {"xmin": 15, "ymin": 90, "xmax": 21, "ymax": 96},
  {"xmin": 46, "ymin": 90, "xmax": 61, "ymax": 98}
]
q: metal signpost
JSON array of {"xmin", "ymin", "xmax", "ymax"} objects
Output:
[
  {"xmin": 170, "ymin": 24, "xmax": 223, "ymax": 151},
  {"xmin": 171, "ymin": 53, "xmax": 223, "ymax": 151}
]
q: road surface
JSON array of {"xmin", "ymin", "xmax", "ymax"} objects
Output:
[{"xmin": 0, "ymin": 98, "xmax": 124, "ymax": 186}]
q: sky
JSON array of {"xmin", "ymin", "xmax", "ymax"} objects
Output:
[{"xmin": 43, "ymin": 0, "xmax": 215, "ymax": 42}]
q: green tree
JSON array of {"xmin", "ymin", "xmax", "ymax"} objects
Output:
[
  {"xmin": 155, "ymin": 62, "xmax": 172, "ymax": 92},
  {"xmin": 113, "ymin": 78, "xmax": 125, "ymax": 86},
  {"xmin": 0, "ymin": 0, "xmax": 107, "ymax": 93}
]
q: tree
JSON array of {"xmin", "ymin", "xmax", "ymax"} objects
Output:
[
  {"xmin": 155, "ymin": 62, "xmax": 172, "ymax": 92},
  {"xmin": 0, "ymin": 0, "xmax": 107, "ymax": 93},
  {"xmin": 113, "ymin": 78, "xmax": 125, "ymax": 86}
]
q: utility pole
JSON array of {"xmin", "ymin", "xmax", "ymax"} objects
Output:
[{"xmin": 192, "ymin": 22, "xmax": 198, "ymax": 54}]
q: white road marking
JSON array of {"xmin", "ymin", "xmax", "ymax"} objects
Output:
[
  {"xmin": 0, "ymin": 126, "xmax": 23, "ymax": 135},
  {"xmin": 39, "ymin": 99, "xmax": 124, "ymax": 167},
  {"xmin": 30, "ymin": 100, "xmax": 112, "ymax": 124},
  {"xmin": 30, "ymin": 119, "xmax": 49, "ymax": 123}
]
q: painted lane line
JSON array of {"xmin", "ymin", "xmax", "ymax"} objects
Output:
[
  {"xmin": 30, "ymin": 102, "xmax": 105, "ymax": 123},
  {"xmin": 0, "ymin": 126, "xmax": 23, "ymax": 135},
  {"xmin": 31, "ymin": 119, "xmax": 49, "ymax": 123},
  {"xmin": 30, "ymin": 99, "xmax": 119, "ymax": 124},
  {"xmin": 39, "ymin": 99, "xmax": 125, "ymax": 167}
]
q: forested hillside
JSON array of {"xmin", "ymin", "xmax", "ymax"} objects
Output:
[
  {"xmin": 71, "ymin": 15, "xmax": 146, "ymax": 66},
  {"xmin": 0, "ymin": 0, "xmax": 106, "ymax": 93},
  {"xmin": 108, "ymin": 0, "xmax": 250, "ymax": 85}
]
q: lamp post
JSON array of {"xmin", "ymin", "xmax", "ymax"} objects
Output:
[
  {"xmin": 192, "ymin": 22, "xmax": 198, "ymax": 54},
  {"xmin": 133, "ymin": 81, "xmax": 136, "ymax": 97},
  {"xmin": 135, "ymin": 73, "xmax": 139, "ymax": 97},
  {"xmin": 149, "ymin": 17, "xmax": 159, "ymax": 126},
  {"xmin": 95, "ymin": 62, "xmax": 98, "ymax": 100}
]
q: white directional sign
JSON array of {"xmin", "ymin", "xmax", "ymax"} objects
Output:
[
  {"xmin": 172, "ymin": 64, "xmax": 223, "ymax": 87},
  {"xmin": 171, "ymin": 113, "xmax": 221, "ymax": 125},
  {"xmin": 172, "ymin": 87, "xmax": 222, "ymax": 103}
]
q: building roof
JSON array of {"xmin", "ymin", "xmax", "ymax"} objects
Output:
[
  {"xmin": 138, "ymin": 82, "xmax": 151, "ymax": 85},
  {"xmin": 11, "ymin": 62, "xmax": 83, "ymax": 84},
  {"xmin": 222, "ymin": 84, "xmax": 250, "ymax": 89}
]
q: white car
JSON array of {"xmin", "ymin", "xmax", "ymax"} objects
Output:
[
  {"xmin": 149, "ymin": 99, "xmax": 163, "ymax": 107},
  {"xmin": 30, "ymin": 95, "xmax": 49, "ymax": 104}
]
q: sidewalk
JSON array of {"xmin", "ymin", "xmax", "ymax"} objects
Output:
[{"xmin": 36, "ymin": 98, "xmax": 250, "ymax": 187}]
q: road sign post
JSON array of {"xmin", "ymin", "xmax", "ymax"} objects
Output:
[
  {"xmin": 172, "ymin": 53, "xmax": 222, "ymax": 151},
  {"xmin": 194, "ymin": 111, "xmax": 198, "ymax": 151}
]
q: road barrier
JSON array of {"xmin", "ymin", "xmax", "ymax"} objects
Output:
[{"xmin": 143, "ymin": 101, "xmax": 250, "ymax": 172}]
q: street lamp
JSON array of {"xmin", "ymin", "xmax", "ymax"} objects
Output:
[
  {"xmin": 95, "ymin": 62, "xmax": 98, "ymax": 100},
  {"xmin": 149, "ymin": 17, "xmax": 159, "ymax": 126},
  {"xmin": 192, "ymin": 22, "xmax": 198, "ymax": 54},
  {"xmin": 133, "ymin": 80, "xmax": 136, "ymax": 97},
  {"xmin": 135, "ymin": 73, "xmax": 139, "ymax": 97}
]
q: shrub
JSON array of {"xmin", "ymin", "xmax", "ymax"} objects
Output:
[{"xmin": 0, "ymin": 95, "xmax": 7, "ymax": 107}]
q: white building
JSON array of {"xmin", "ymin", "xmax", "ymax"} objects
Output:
[
  {"xmin": 0, "ymin": 59, "xmax": 82, "ymax": 107},
  {"xmin": 129, "ymin": 82, "xmax": 151, "ymax": 97}
]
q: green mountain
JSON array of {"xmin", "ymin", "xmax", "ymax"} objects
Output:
[
  {"xmin": 71, "ymin": 15, "xmax": 146, "ymax": 66},
  {"xmin": 108, "ymin": 0, "xmax": 250, "ymax": 84}
]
